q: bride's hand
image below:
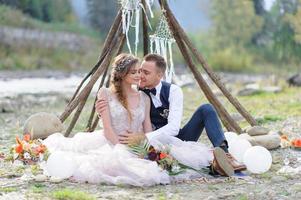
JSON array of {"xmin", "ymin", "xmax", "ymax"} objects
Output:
[
  {"xmin": 95, "ymin": 99, "xmax": 108, "ymax": 116},
  {"xmin": 118, "ymin": 132, "xmax": 145, "ymax": 145}
]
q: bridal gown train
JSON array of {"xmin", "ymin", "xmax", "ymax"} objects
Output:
[{"xmin": 43, "ymin": 88, "xmax": 213, "ymax": 186}]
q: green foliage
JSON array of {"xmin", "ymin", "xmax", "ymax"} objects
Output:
[
  {"xmin": 0, "ymin": 5, "xmax": 99, "ymax": 38},
  {"xmin": 208, "ymin": 47, "xmax": 253, "ymax": 72},
  {"xmin": 0, "ymin": 0, "xmax": 73, "ymax": 23},
  {"xmin": 210, "ymin": 0, "xmax": 263, "ymax": 49},
  {"xmin": 86, "ymin": 0, "xmax": 118, "ymax": 36},
  {"xmin": 285, "ymin": 0, "xmax": 301, "ymax": 44},
  {"xmin": 0, "ymin": 187, "xmax": 17, "ymax": 193},
  {"xmin": 31, "ymin": 183, "xmax": 46, "ymax": 194},
  {"xmin": 0, "ymin": 45, "xmax": 99, "ymax": 70},
  {"xmin": 51, "ymin": 188, "xmax": 96, "ymax": 200},
  {"xmin": 257, "ymin": 115, "xmax": 284, "ymax": 125}
]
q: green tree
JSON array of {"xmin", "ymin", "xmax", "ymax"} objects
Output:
[
  {"xmin": 270, "ymin": 0, "xmax": 301, "ymax": 62},
  {"xmin": 286, "ymin": 0, "xmax": 301, "ymax": 44},
  {"xmin": 210, "ymin": 0, "xmax": 263, "ymax": 49},
  {"xmin": 86, "ymin": 0, "xmax": 118, "ymax": 35},
  {"xmin": 0, "ymin": 0, "xmax": 72, "ymax": 23}
]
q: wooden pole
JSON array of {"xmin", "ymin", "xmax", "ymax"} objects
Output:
[
  {"xmin": 64, "ymin": 31, "xmax": 124, "ymax": 136},
  {"xmin": 141, "ymin": 0, "xmax": 149, "ymax": 56},
  {"xmin": 159, "ymin": 0, "xmax": 242, "ymax": 133},
  {"xmin": 60, "ymin": 10, "xmax": 122, "ymax": 122},
  {"xmin": 67, "ymin": 50, "xmax": 109, "ymax": 106},
  {"xmin": 162, "ymin": 1, "xmax": 257, "ymax": 126},
  {"xmin": 86, "ymin": 35, "xmax": 125, "ymax": 132},
  {"xmin": 86, "ymin": 66, "xmax": 109, "ymax": 131},
  {"xmin": 60, "ymin": 26, "xmax": 123, "ymax": 123}
]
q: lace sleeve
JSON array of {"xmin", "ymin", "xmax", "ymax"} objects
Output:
[{"xmin": 97, "ymin": 87, "xmax": 111, "ymax": 101}]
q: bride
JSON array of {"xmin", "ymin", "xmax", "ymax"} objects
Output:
[{"xmin": 43, "ymin": 53, "xmax": 232, "ymax": 186}]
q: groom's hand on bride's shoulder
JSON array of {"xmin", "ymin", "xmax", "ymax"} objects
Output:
[{"xmin": 95, "ymin": 99, "xmax": 108, "ymax": 115}]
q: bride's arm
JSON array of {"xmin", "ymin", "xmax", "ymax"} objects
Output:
[
  {"xmin": 97, "ymin": 88, "xmax": 119, "ymax": 145},
  {"xmin": 143, "ymin": 95, "xmax": 153, "ymax": 133}
]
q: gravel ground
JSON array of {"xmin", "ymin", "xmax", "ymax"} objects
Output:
[{"xmin": 0, "ymin": 73, "xmax": 301, "ymax": 200}]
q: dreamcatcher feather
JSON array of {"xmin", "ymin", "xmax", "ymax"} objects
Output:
[{"xmin": 150, "ymin": 13, "xmax": 175, "ymax": 83}]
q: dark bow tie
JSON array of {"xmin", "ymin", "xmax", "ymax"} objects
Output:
[{"xmin": 143, "ymin": 88, "xmax": 157, "ymax": 96}]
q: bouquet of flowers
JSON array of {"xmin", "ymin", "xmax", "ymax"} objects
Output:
[
  {"xmin": 6, "ymin": 134, "xmax": 50, "ymax": 165},
  {"xmin": 281, "ymin": 135, "xmax": 301, "ymax": 149},
  {"xmin": 129, "ymin": 141, "xmax": 206, "ymax": 176}
]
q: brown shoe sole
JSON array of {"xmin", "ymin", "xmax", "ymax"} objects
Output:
[{"xmin": 213, "ymin": 147, "xmax": 234, "ymax": 177}]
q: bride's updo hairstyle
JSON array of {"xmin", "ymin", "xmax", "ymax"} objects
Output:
[{"xmin": 110, "ymin": 53, "xmax": 139, "ymax": 120}]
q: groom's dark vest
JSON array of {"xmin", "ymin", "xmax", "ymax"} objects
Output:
[{"xmin": 143, "ymin": 81, "xmax": 171, "ymax": 130}]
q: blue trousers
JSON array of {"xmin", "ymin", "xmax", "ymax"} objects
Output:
[{"xmin": 177, "ymin": 104, "xmax": 227, "ymax": 147}]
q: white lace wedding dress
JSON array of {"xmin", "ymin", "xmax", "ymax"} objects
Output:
[{"xmin": 43, "ymin": 89, "xmax": 213, "ymax": 186}]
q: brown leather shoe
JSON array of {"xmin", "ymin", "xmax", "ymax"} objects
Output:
[
  {"xmin": 211, "ymin": 147, "xmax": 234, "ymax": 177},
  {"xmin": 226, "ymin": 153, "xmax": 247, "ymax": 172}
]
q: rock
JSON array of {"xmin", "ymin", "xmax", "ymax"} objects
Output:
[
  {"xmin": 245, "ymin": 83, "xmax": 260, "ymax": 90},
  {"xmin": 252, "ymin": 134, "xmax": 281, "ymax": 149},
  {"xmin": 287, "ymin": 73, "xmax": 301, "ymax": 87},
  {"xmin": 262, "ymin": 86, "xmax": 282, "ymax": 93},
  {"xmin": 23, "ymin": 112, "xmax": 64, "ymax": 139},
  {"xmin": 238, "ymin": 133, "xmax": 256, "ymax": 146},
  {"xmin": 34, "ymin": 174, "xmax": 48, "ymax": 182},
  {"xmin": 49, "ymin": 176, "xmax": 63, "ymax": 183},
  {"xmin": 246, "ymin": 126, "xmax": 270, "ymax": 136},
  {"xmin": 291, "ymin": 183, "xmax": 301, "ymax": 193},
  {"xmin": 237, "ymin": 88, "xmax": 261, "ymax": 96},
  {"xmin": 0, "ymin": 100, "xmax": 14, "ymax": 113},
  {"xmin": 205, "ymin": 196, "xmax": 216, "ymax": 200}
]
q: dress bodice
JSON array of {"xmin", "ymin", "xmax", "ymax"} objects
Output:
[{"xmin": 101, "ymin": 88, "xmax": 147, "ymax": 135}]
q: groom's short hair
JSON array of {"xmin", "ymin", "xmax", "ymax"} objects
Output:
[{"xmin": 143, "ymin": 54, "xmax": 166, "ymax": 73}]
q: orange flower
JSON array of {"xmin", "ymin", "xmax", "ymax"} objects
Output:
[
  {"xmin": 16, "ymin": 136, "xmax": 22, "ymax": 145},
  {"xmin": 23, "ymin": 134, "xmax": 31, "ymax": 142},
  {"xmin": 36, "ymin": 145, "xmax": 46, "ymax": 153},
  {"xmin": 15, "ymin": 144, "xmax": 23, "ymax": 153},
  {"xmin": 296, "ymin": 139, "xmax": 301, "ymax": 147},
  {"xmin": 159, "ymin": 152, "xmax": 167, "ymax": 159},
  {"xmin": 291, "ymin": 139, "xmax": 301, "ymax": 147}
]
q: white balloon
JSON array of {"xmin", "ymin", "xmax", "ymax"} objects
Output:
[
  {"xmin": 228, "ymin": 139, "xmax": 252, "ymax": 163},
  {"xmin": 243, "ymin": 146, "xmax": 272, "ymax": 174},
  {"xmin": 46, "ymin": 151, "xmax": 76, "ymax": 179},
  {"xmin": 224, "ymin": 132, "xmax": 239, "ymax": 143}
]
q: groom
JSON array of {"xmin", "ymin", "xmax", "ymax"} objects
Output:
[{"xmin": 96, "ymin": 53, "xmax": 245, "ymax": 172}]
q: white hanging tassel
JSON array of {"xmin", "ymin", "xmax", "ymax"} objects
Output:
[
  {"xmin": 149, "ymin": 13, "xmax": 175, "ymax": 83},
  {"xmin": 154, "ymin": 38, "xmax": 161, "ymax": 55},
  {"xmin": 124, "ymin": 10, "xmax": 133, "ymax": 54},
  {"xmin": 134, "ymin": 8, "xmax": 140, "ymax": 55},
  {"xmin": 168, "ymin": 40, "xmax": 174, "ymax": 82},
  {"xmin": 150, "ymin": 38, "xmax": 154, "ymax": 53},
  {"xmin": 119, "ymin": 0, "xmax": 154, "ymax": 55}
]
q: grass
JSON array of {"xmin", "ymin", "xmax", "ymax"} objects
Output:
[
  {"xmin": 51, "ymin": 188, "xmax": 96, "ymax": 200},
  {"xmin": 0, "ymin": 187, "xmax": 17, "ymax": 193},
  {"xmin": 236, "ymin": 194, "xmax": 248, "ymax": 200},
  {"xmin": 31, "ymin": 183, "xmax": 46, "ymax": 194},
  {"xmin": 0, "ymin": 41, "xmax": 100, "ymax": 71}
]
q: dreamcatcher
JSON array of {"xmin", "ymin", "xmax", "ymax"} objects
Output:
[
  {"xmin": 119, "ymin": 0, "xmax": 154, "ymax": 55},
  {"xmin": 149, "ymin": 13, "xmax": 175, "ymax": 83}
]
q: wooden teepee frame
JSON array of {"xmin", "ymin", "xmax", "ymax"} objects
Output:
[{"xmin": 60, "ymin": 0, "xmax": 257, "ymax": 137}]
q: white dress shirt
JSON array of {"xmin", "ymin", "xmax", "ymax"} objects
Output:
[{"xmin": 146, "ymin": 81, "xmax": 183, "ymax": 141}]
